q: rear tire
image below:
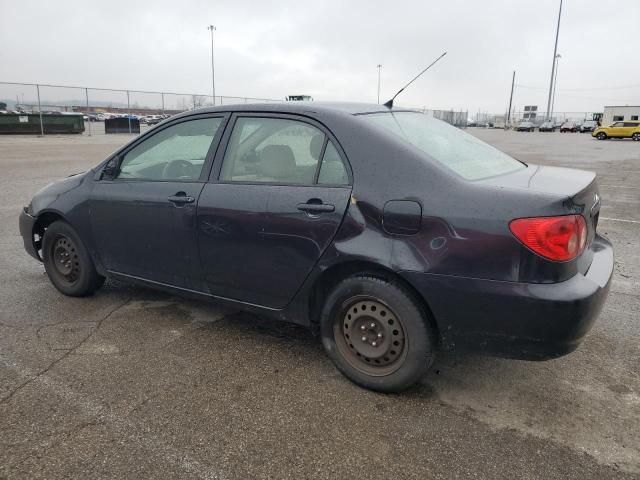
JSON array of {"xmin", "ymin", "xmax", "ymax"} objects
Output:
[
  {"xmin": 320, "ymin": 275, "xmax": 435, "ymax": 392},
  {"xmin": 597, "ymin": 132, "xmax": 607, "ymax": 140},
  {"xmin": 632, "ymin": 133, "xmax": 640, "ymax": 141},
  {"xmin": 42, "ymin": 220, "xmax": 105, "ymax": 297}
]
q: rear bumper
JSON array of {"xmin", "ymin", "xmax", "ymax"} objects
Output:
[
  {"xmin": 401, "ymin": 234, "xmax": 614, "ymax": 360},
  {"xmin": 19, "ymin": 209, "xmax": 41, "ymax": 261}
]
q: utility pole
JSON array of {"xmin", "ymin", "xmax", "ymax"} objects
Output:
[
  {"xmin": 507, "ymin": 70, "xmax": 515, "ymax": 128},
  {"xmin": 127, "ymin": 90, "xmax": 131, "ymax": 134},
  {"xmin": 550, "ymin": 54, "xmax": 561, "ymax": 121},
  {"xmin": 546, "ymin": 0, "xmax": 563, "ymax": 120},
  {"xmin": 85, "ymin": 88, "xmax": 92, "ymax": 137},
  {"xmin": 377, "ymin": 64, "xmax": 382, "ymax": 104},
  {"xmin": 208, "ymin": 25, "xmax": 216, "ymax": 106},
  {"xmin": 36, "ymin": 84, "xmax": 44, "ymax": 136}
]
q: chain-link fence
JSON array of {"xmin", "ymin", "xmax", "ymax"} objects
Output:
[
  {"xmin": 470, "ymin": 110, "xmax": 601, "ymax": 129},
  {"xmin": 0, "ymin": 81, "xmax": 280, "ymax": 135},
  {"xmin": 1, "ymin": 81, "xmax": 472, "ymax": 135},
  {"xmin": 398, "ymin": 105, "xmax": 469, "ymax": 128}
]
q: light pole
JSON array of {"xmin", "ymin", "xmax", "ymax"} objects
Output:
[
  {"xmin": 550, "ymin": 54, "xmax": 561, "ymax": 121},
  {"xmin": 506, "ymin": 70, "xmax": 515, "ymax": 128},
  {"xmin": 377, "ymin": 64, "xmax": 382, "ymax": 104},
  {"xmin": 207, "ymin": 25, "xmax": 216, "ymax": 106},
  {"xmin": 545, "ymin": 0, "xmax": 562, "ymax": 120}
]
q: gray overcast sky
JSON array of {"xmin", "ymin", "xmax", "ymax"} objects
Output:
[{"xmin": 1, "ymin": 0, "xmax": 639, "ymax": 113}]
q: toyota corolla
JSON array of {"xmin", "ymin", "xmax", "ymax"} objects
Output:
[{"xmin": 19, "ymin": 102, "xmax": 613, "ymax": 392}]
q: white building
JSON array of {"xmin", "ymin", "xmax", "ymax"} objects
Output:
[{"xmin": 602, "ymin": 106, "xmax": 640, "ymax": 125}]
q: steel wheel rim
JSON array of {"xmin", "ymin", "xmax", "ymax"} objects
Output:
[
  {"xmin": 51, "ymin": 235, "xmax": 80, "ymax": 284},
  {"xmin": 333, "ymin": 297, "xmax": 407, "ymax": 376}
]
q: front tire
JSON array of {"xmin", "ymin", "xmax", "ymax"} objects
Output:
[
  {"xmin": 320, "ymin": 275, "xmax": 435, "ymax": 392},
  {"xmin": 597, "ymin": 132, "xmax": 607, "ymax": 140},
  {"xmin": 42, "ymin": 220, "xmax": 105, "ymax": 296}
]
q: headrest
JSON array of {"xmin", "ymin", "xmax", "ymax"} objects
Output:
[
  {"xmin": 260, "ymin": 145, "xmax": 296, "ymax": 179},
  {"xmin": 309, "ymin": 133, "xmax": 325, "ymax": 160}
]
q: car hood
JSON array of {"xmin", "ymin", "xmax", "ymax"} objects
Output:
[
  {"xmin": 30, "ymin": 171, "xmax": 89, "ymax": 213},
  {"xmin": 477, "ymin": 163, "xmax": 595, "ymax": 198}
]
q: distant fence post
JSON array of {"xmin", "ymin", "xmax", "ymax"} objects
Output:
[
  {"xmin": 36, "ymin": 84, "xmax": 44, "ymax": 137},
  {"xmin": 161, "ymin": 92, "xmax": 165, "ymax": 115},
  {"xmin": 85, "ymin": 87, "xmax": 92, "ymax": 137},
  {"xmin": 126, "ymin": 90, "xmax": 131, "ymax": 134}
]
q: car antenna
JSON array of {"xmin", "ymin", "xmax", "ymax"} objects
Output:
[{"xmin": 383, "ymin": 51, "xmax": 447, "ymax": 109}]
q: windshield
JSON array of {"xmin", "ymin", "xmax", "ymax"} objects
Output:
[{"xmin": 361, "ymin": 111, "xmax": 525, "ymax": 180}]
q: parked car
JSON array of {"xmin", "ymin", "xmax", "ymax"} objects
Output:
[
  {"xmin": 538, "ymin": 121, "xmax": 556, "ymax": 132},
  {"xmin": 19, "ymin": 103, "xmax": 613, "ymax": 392},
  {"xmin": 560, "ymin": 122, "xmax": 578, "ymax": 133},
  {"xmin": 580, "ymin": 120, "xmax": 598, "ymax": 133},
  {"xmin": 516, "ymin": 121, "xmax": 535, "ymax": 132},
  {"xmin": 145, "ymin": 115, "xmax": 163, "ymax": 125},
  {"xmin": 592, "ymin": 121, "xmax": 640, "ymax": 141}
]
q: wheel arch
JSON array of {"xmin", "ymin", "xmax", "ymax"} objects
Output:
[
  {"xmin": 28, "ymin": 210, "xmax": 67, "ymax": 260},
  {"xmin": 33, "ymin": 210, "xmax": 67, "ymax": 237},
  {"xmin": 308, "ymin": 260, "xmax": 440, "ymax": 344}
]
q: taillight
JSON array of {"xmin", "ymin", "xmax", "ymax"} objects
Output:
[{"xmin": 509, "ymin": 215, "xmax": 587, "ymax": 262}]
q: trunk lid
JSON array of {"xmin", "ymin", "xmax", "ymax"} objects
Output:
[{"xmin": 478, "ymin": 163, "xmax": 601, "ymax": 272}]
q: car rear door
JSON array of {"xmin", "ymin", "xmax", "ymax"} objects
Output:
[
  {"xmin": 90, "ymin": 114, "xmax": 227, "ymax": 290},
  {"xmin": 196, "ymin": 114, "xmax": 352, "ymax": 308},
  {"xmin": 623, "ymin": 122, "xmax": 638, "ymax": 137}
]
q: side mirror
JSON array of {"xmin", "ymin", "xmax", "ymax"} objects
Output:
[{"xmin": 102, "ymin": 157, "xmax": 120, "ymax": 180}]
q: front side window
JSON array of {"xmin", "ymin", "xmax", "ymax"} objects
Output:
[
  {"xmin": 117, "ymin": 117, "xmax": 223, "ymax": 181},
  {"xmin": 362, "ymin": 111, "xmax": 524, "ymax": 181},
  {"xmin": 612, "ymin": 122, "xmax": 624, "ymax": 128},
  {"xmin": 220, "ymin": 117, "xmax": 326, "ymax": 184}
]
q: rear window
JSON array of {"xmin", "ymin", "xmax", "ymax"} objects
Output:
[{"xmin": 361, "ymin": 111, "xmax": 525, "ymax": 180}]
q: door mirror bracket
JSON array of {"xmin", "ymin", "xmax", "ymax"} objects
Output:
[{"xmin": 102, "ymin": 157, "xmax": 120, "ymax": 180}]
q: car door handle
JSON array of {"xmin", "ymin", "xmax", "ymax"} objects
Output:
[
  {"xmin": 297, "ymin": 202, "xmax": 335, "ymax": 213},
  {"xmin": 168, "ymin": 193, "xmax": 195, "ymax": 204}
]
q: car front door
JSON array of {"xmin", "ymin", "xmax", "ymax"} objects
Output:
[
  {"xmin": 609, "ymin": 122, "xmax": 625, "ymax": 137},
  {"xmin": 90, "ymin": 115, "xmax": 227, "ymax": 289},
  {"xmin": 196, "ymin": 114, "xmax": 352, "ymax": 308}
]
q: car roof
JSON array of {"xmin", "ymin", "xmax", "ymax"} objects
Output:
[{"xmin": 176, "ymin": 101, "xmax": 417, "ymax": 117}]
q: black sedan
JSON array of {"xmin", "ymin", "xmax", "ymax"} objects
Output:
[
  {"xmin": 19, "ymin": 103, "xmax": 613, "ymax": 392},
  {"xmin": 516, "ymin": 121, "xmax": 535, "ymax": 132}
]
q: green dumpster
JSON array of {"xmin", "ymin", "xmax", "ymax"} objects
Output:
[{"xmin": 0, "ymin": 113, "xmax": 85, "ymax": 134}]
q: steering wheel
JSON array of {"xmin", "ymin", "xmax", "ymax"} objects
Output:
[{"xmin": 162, "ymin": 159, "xmax": 195, "ymax": 180}]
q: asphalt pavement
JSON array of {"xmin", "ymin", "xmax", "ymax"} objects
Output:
[{"xmin": 0, "ymin": 129, "xmax": 638, "ymax": 479}]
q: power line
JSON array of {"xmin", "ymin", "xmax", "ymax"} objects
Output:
[{"xmin": 516, "ymin": 83, "xmax": 640, "ymax": 91}]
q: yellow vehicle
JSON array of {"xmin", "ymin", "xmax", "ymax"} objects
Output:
[{"xmin": 592, "ymin": 121, "xmax": 640, "ymax": 141}]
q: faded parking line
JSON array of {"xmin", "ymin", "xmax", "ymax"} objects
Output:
[{"xmin": 599, "ymin": 217, "xmax": 640, "ymax": 224}]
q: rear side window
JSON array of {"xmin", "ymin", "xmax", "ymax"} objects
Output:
[
  {"xmin": 623, "ymin": 122, "xmax": 638, "ymax": 127},
  {"xmin": 220, "ymin": 117, "xmax": 349, "ymax": 186},
  {"xmin": 362, "ymin": 112, "xmax": 524, "ymax": 181},
  {"xmin": 318, "ymin": 141, "xmax": 349, "ymax": 185}
]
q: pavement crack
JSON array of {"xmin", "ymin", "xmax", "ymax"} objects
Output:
[{"xmin": 0, "ymin": 299, "xmax": 130, "ymax": 406}]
